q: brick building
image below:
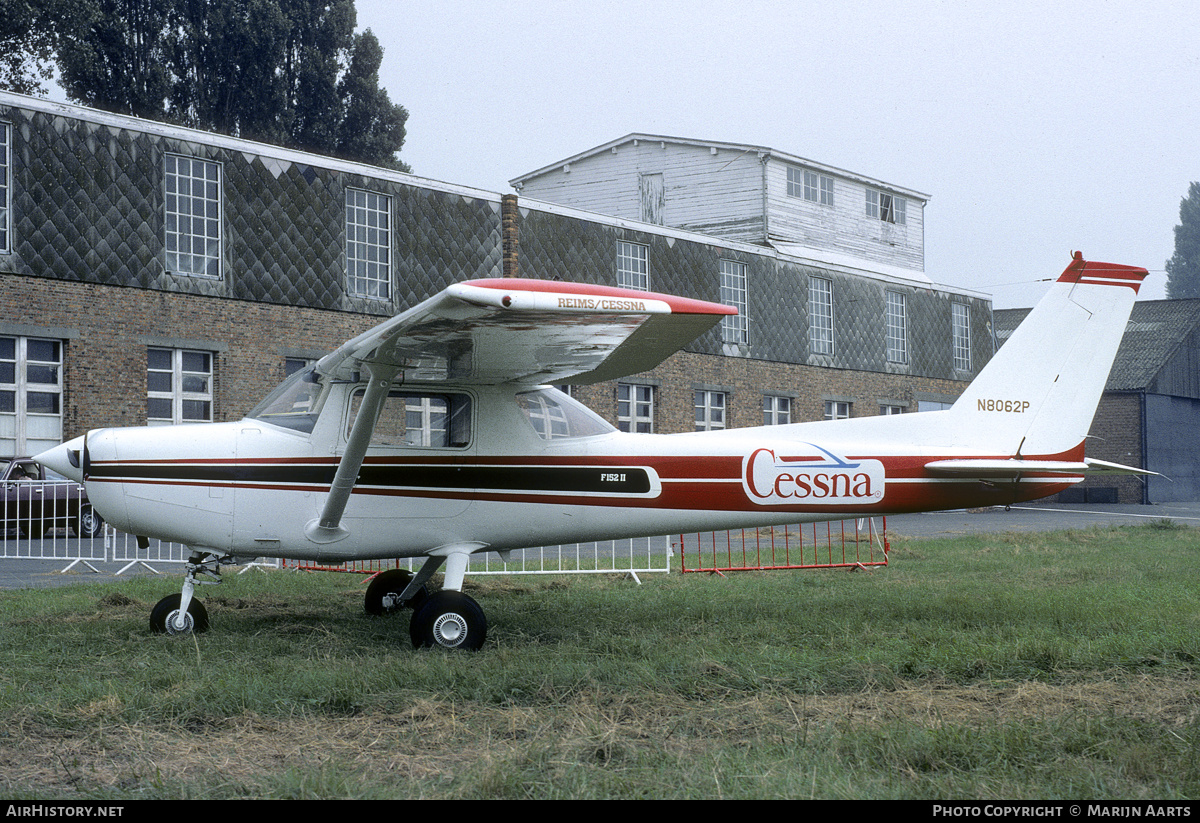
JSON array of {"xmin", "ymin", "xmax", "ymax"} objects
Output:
[{"xmin": 0, "ymin": 92, "xmax": 992, "ymax": 456}]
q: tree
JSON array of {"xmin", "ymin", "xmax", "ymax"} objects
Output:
[
  {"xmin": 0, "ymin": 0, "xmax": 56, "ymax": 95},
  {"xmin": 1166, "ymin": 182, "xmax": 1200, "ymax": 299},
  {"xmin": 1, "ymin": 0, "xmax": 409, "ymax": 170}
]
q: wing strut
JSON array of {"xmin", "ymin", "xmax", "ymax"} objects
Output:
[{"xmin": 305, "ymin": 363, "xmax": 399, "ymax": 544}]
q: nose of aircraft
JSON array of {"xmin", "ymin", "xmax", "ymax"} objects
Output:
[{"xmin": 34, "ymin": 434, "xmax": 87, "ymax": 483}]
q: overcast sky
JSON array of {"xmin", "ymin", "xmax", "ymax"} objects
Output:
[{"xmin": 354, "ymin": 0, "xmax": 1200, "ymax": 308}]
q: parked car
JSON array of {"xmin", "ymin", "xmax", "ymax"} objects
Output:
[{"xmin": 0, "ymin": 456, "xmax": 103, "ymax": 538}]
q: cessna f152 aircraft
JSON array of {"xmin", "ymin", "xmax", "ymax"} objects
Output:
[{"xmin": 35, "ymin": 252, "xmax": 1149, "ymax": 650}]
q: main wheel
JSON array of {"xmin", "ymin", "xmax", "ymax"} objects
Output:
[
  {"xmin": 409, "ymin": 591, "xmax": 487, "ymax": 651},
  {"xmin": 364, "ymin": 568, "xmax": 428, "ymax": 615},
  {"xmin": 73, "ymin": 506, "xmax": 104, "ymax": 538},
  {"xmin": 149, "ymin": 593, "xmax": 210, "ymax": 635}
]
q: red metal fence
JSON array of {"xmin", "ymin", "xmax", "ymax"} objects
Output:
[{"xmin": 677, "ymin": 517, "xmax": 888, "ymax": 574}]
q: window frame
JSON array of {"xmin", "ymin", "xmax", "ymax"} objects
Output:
[
  {"xmin": 719, "ymin": 259, "xmax": 749, "ymax": 346},
  {"xmin": 345, "ymin": 187, "xmax": 393, "ymax": 301},
  {"xmin": 808, "ymin": 276, "xmax": 835, "ymax": 356},
  {"xmin": 147, "ymin": 347, "xmax": 214, "ymax": 425},
  {"xmin": 616, "ymin": 240, "xmax": 650, "ymax": 291},
  {"xmin": 885, "ymin": 290, "xmax": 908, "ymax": 364},
  {"xmin": 952, "ymin": 303, "xmax": 972, "ymax": 372},
  {"xmin": 824, "ymin": 400, "xmax": 851, "ymax": 420},
  {"xmin": 0, "ymin": 336, "xmax": 64, "ymax": 455},
  {"xmin": 617, "ymin": 382, "xmax": 654, "ymax": 433},
  {"xmin": 693, "ymin": 390, "xmax": 726, "ymax": 432},
  {"xmin": 763, "ymin": 395, "xmax": 791, "ymax": 426},
  {"xmin": 0, "ymin": 121, "xmax": 9, "ymax": 255},
  {"xmin": 164, "ymin": 154, "xmax": 223, "ymax": 279},
  {"xmin": 866, "ymin": 189, "xmax": 907, "ymax": 225}
]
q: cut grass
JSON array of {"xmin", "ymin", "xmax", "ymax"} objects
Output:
[{"xmin": 0, "ymin": 522, "xmax": 1198, "ymax": 798}]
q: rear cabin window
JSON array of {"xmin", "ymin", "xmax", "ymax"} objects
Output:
[
  {"xmin": 517, "ymin": 389, "xmax": 615, "ymax": 440},
  {"xmin": 348, "ymin": 389, "xmax": 471, "ymax": 448}
]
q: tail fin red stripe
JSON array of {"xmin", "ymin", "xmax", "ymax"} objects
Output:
[{"xmin": 1056, "ymin": 251, "xmax": 1147, "ymax": 292}]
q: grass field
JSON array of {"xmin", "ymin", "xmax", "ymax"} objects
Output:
[{"xmin": 1, "ymin": 521, "xmax": 1198, "ymax": 799}]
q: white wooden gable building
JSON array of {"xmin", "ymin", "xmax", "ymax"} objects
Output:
[{"xmin": 509, "ymin": 133, "xmax": 929, "ymax": 284}]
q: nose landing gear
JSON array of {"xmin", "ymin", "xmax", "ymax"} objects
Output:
[{"xmin": 149, "ymin": 550, "xmax": 225, "ymax": 635}]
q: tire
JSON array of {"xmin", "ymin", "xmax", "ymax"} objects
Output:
[
  {"xmin": 364, "ymin": 568, "xmax": 429, "ymax": 615},
  {"xmin": 409, "ymin": 590, "xmax": 487, "ymax": 651},
  {"xmin": 149, "ymin": 593, "xmax": 210, "ymax": 635},
  {"xmin": 73, "ymin": 506, "xmax": 104, "ymax": 538}
]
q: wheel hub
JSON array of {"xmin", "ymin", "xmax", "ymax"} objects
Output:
[
  {"xmin": 432, "ymin": 612, "xmax": 467, "ymax": 647},
  {"xmin": 165, "ymin": 609, "xmax": 194, "ymax": 635}
]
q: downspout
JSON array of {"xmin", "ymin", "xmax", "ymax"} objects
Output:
[
  {"xmin": 1140, "ymin": 390, "xmax": 1149, "ymax": 504},
  {"xmin": 759, "ymin": 152, "xmax": 770, "ymax": 244}
]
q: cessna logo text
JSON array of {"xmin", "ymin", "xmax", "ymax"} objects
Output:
[{"xmin": 743, "ymin": 448, "xmax": 885, "ymax": 505}]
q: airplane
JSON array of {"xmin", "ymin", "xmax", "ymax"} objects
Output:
[{"xmin": 34, "ymin": 251, "xmax": 1151, "ymax": 651}]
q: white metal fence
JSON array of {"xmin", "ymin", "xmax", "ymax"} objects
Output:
[{"xmin": 3, "ymin": 480, "xmax": 882, "ymax": 580}]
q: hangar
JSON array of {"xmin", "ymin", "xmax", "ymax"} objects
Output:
[{"xmin": 0, "ymin": 91, "xmax": 990, "ymax": 455}]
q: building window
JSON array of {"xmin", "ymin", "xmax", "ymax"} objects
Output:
[
  {"xmin": 164, "ymin": 154, "xmax": 222, "ymax": 278},
  {"xmin": 866, "ymin": 189, "xmax": 906, "ymax": 225},
  {"xmin": 694, "ymin": 390, "xmax": 726, "ymax": 431},
  {"xmin": 0, "ymin": 121, "xmax": 9, "ymax": 254},
  {"xmin": 617, "ymin": 383, "xmax": 654, "ymax": 433},
  {"xmin": 788, "ymin": 167, "xmax": 834, "ymax": 206},
  {"xmin": 807, "ymin": 170, "xmax": 834, "ymax": 205},
  {"xmin": 885, "ymin": 291, "xmax": 908, "ymax": 364},
  {"xmin": 346, "ymin": 188, "xmax": 392, "ymax": 300},
  {"xmin": 824, "ymin": 401, "xmax": 851, "ymax": 420},
  {"xmin": 808, "ymin": 277, "xmax": 834, "ymax": 355},
  {"xmin": 147, "ymin": 348, "xmax": 213, "ymax": 425},
  {"xmin": 880, "ymin": 404, "xmax": 904, "ymax": 415},
  {"xmin": 284, "ymin": 357, "xmax": 314, "ymax": 377},
  {"xmin": 0, "ymin": 337, "xmax": 63, "ymax": 455},
  {"xmin": 763, "ymin": 395, "xmax": 791, "ymax": 426},
  {"xmin": 616, "ymin": 241, "xmax": 649, "ymax": 291},
  {"xmin": 786, "ymin": 167, "xmax": 803, "ymax": 198},
  {"xmin": 952, "ymin": 303, "xmax": 971, "ymax": 371},
  {"xmin": 719, "ymin": 259, "xmax": 749, "ymax": 345}
]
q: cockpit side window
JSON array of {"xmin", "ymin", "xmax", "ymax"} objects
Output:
[{"xmin": 348, "ymin": 389, "xmax": 472, "ymax": 448}]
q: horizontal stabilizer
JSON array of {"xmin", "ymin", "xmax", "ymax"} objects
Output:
[{"xmin": 924, "ymin": 457, "xmax": 1158, "ymax": 478}]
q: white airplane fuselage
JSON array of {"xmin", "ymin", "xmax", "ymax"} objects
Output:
[
  {"xmin": 59, "ymin": 380, "xmax": 1079, "ymax": 563},
  {"xmin": 35, "ymin": 254, "xmax": 1148, "ymax": 569}
]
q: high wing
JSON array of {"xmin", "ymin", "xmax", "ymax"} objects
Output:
[
  {"xmin": 315, "ymin": 279, "xmax": 737, "ymax": 385},
  {"xmin": 308, "ymin": 278, "xmax": 735, "ymax": 544}
]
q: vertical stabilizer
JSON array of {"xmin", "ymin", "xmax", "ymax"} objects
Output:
[{"xmin": 946, "ymin": 253, "xmax": 1146, "ymax": 458}]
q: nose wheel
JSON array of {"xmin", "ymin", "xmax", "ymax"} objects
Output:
[
  {"xmin": 149, "ymin": 550, "xmax": 223, "ymax": 635},
  {"xmin": 150, "ymin": 592, "xmax": 210, "ymax": 635}
]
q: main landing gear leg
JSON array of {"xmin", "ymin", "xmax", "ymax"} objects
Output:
[
  {"xmin": 408, "ymin": 548, "xmax": 488, "ymax": 651},
  {"xmin": 149, "ymin": 550, "xmax": 222, "ymax": 635}
]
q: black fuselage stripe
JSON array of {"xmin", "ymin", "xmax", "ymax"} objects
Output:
[{"xmin": 88, "ymin": 464, "xmax": 653, "ymax": 495}]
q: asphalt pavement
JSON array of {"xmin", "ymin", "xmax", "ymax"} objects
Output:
[
  {"xmin": 883, "ymin": 500, "xmax": 1200, "ymax": 538},
  {"xmin": 2, "ymin": 501, "xmax": 1198, "ymax": 590}
]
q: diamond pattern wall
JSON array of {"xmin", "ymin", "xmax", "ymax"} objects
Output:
[{"xmin": 0, "ymin": 97, "xmax": 989, "ymax": 381}]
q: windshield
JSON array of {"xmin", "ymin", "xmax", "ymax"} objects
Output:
[
  {"xmin": 517, "ymin": 388, "xmax": 615, "ymax": 440},
  {"xmin": 248, "ymin": 366, "xmax": 328, "ymax": 433}
]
